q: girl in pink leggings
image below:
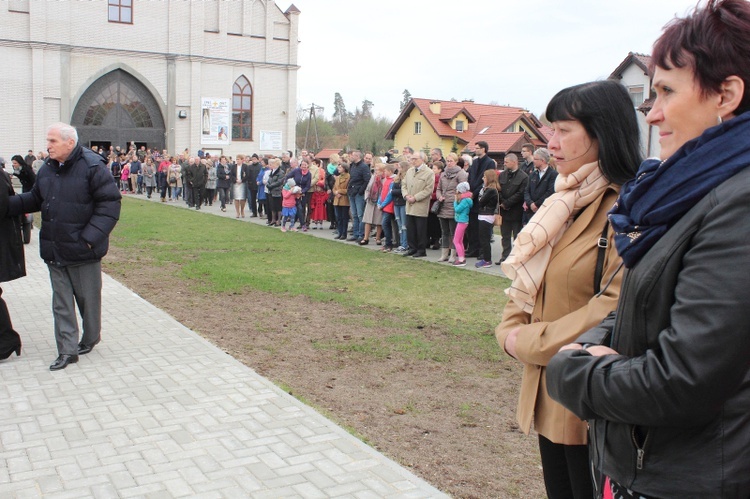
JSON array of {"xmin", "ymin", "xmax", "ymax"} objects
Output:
[{"xmin": 452, "ymin": 182, "xmax": 473, "ymax": 267}]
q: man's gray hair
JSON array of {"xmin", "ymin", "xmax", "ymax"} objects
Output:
[
  {"xmin": 431, "ymin": 147, "xmax": 442, "ymax": 156},
  {"xmin": 417, "ymin": 150, "xmax": 427, "ymax": 161},
  {"xmin": 533, "ymin": 148, "xmax": 551, "ymax": 163},
  {"xmin": 48, "ymin": 122, "xmax": 79, "ymax": 145},
  {"xmin": 402, "ymin": 146, "xmax": 414, "ymax": 154},
  {"xmin": 505, "ymin": 153, "xmax": 518, "ymax": 162}
]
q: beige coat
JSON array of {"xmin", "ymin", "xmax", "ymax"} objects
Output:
[
  {"xmin": 402, "ymin": 165, "xmax": 435, "ymax": 217},
  {"xmin": 495, "ymin": 187, "xmax": 623, "ymax": 445}
]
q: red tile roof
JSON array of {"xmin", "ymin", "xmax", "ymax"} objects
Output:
[
  {"xmin": 465, "ymin": 132, "xmax": 528, "ymax": 154},
  {"xmin": 610, "ymin": 52, "xmax": 653, "ymax": 79}
]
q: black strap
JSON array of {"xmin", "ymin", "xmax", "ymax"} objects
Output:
[{"xmin": 594, "ymin": 222, "xmax": 609, "ymax": 295}]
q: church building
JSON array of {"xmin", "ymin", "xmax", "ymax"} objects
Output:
[{"xmin": 0, "ymin": 0, "xmax": 300, "ymax": 157}]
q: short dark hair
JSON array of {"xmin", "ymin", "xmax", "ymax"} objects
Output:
[
  {"xmin": 475, "ymin": 141, "xmax": 489, "ymax": 151},
  {"xmin": 545, "ymin": 79, "xmax": 642, "ymax": 185},
  {"xmin": 521, "ymin": 143, "xmax": 534, "ymax": 152},
  {"xmin": 651, "ymin": 0, "xmax": 750, "ymax": 115}
]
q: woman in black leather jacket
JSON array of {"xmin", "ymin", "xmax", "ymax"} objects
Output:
[{"xmin": 547, "ymin": 1, "xmax": 750, "ymax": 497}]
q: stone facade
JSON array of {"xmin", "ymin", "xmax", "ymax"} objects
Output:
[{"xmin": 0, "ymin": 0, "xmax": 299, "ymax": 158}]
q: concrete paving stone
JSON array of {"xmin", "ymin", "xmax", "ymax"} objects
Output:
[
  {"xmin": 7, "ymin": 454, "xmax": 32, "ymax": 474},
  {"xmin": 323, "ymin": 480, "xmax": 370, "ymax": 497},
  {"xmin": 89, "ymin": 482, "xmax": 120, "ymax": 499},
  {"xmin": 13, "ymin": 487, "xmax": 43, "ymax": 499},
  {"xmin": 286, "ymin": 450, "xmax": 325, "ymax": 466},
  {"xmin": 119, "ymin": 482, "xmax": 166, "ymax": 498},
  {"xmin": 133, "ymin": 469, "xmax": 181, "ymax": 486},
  {"xmin": 108, "ymin": 469, "xmax": 138, "ymax": 489},
  {"xmin": 83, "ymin": 462, "xmax": 128, "ymax": 479},
  {"xmin": 292, "ymin": 481, "xmax": 329, "ymax": 499},
  {"xmin": 251, "ymin": 486, "xmax": 301, "ymax": 499},
  {"xmin": 301, "ymin": 469, "xmax": 338, "ymax": 490},
  {"xmin": 177, "ymin": 465, "xmax": 210, "ymax": 486},
  {"xmin": 99, "ymin": 452, "xmax": 145, "ymax": 468},
  {"xmin": 311, "ymin": 458, "xmax": 346, "ymax": 478},
  {"xmin": 163, "ymin": 477, "xmax": 195, "ymax": 497}
]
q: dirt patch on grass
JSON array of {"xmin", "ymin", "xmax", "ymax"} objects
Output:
[{"xmin": 104, "ymin": 247, "xmax": 544, "ymax": 498}]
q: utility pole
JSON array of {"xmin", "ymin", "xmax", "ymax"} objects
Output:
[{"xmin": 304, "ymin": 103, "xmax": 324, "ymax": 151}]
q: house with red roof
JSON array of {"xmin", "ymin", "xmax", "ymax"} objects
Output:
[
  {"xmin": 384, "ymin": 98, "xmax": 548, "ymax": 163},
  {"xmin": 609, "ymin": 52, "xmax": 660, "ymax": 158}
]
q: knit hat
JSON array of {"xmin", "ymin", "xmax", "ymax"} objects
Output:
[
  {"xmin": 456, "ymin": 182, "xmax": 470, "ymax": 193},
  {"xmin": 285, "ymin": 178, "xmax": 296, "ymax": 187}
]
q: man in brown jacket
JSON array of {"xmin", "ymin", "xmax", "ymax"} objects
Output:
[{"xmin": 402, "ymin": 152, "xmax": 435, "ymax": 257}]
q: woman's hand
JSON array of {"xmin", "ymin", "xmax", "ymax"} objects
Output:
[
  {"xmin": 504, "ymin": 327, "xmax": 520, "ymax": 359},
  {"xmin": 558, "ymin": 343, "xmax": 619, "ymax": 357},
  {"xmin": 586, "ymin": 345, "xmax": 618, "ymax": 357}
]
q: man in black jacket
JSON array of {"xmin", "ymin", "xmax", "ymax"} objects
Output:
[
  {"xmin": 8, "ymin": 123, "xmax": 121, "ymax": 370},
  {"xmin": 188, "ymin": 157, "xmax": 208, "ymax": 210},
  {"xmin": 347, "ymin": 150, "xmax": 371, "ymax": 242},
  {"xmin": 497, "ymin": 153, "xmax": 528, "ymax": 263},
  {"xmin": 520, "ymin": 143, "xmax": 535, "ymax": 176},
  {"xmin": 466, "ymin": 141, "xmax": 495, "ymax": 257},
  {"xmin": 523, "ymin": 148, "xmax": 557, "ymax": 225},
  {"xmin": 246, "ymin": 154, "xmax": 262, "ymax": 217}
]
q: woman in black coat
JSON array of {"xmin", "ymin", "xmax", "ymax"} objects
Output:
[
  {"xmin": 0, "ymin": 169, "xmax": 25, "ymax": 359},
  {"xmin": 11, "ymin": 155, "xmax": 36, "ymax": 193}
]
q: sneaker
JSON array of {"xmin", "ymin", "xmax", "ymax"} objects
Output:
[
  {"xmin": 281, "ymin": 227, "xmax": 287, "ymax": 232},
  {"xmin": 475, "ymin": 260, "xmax": 487, "ymax": 268},
  {"xmin": 482, "ymin": 260, "xmax": 492, "ymax": 268},
  {"xmin": 453, "ymin": 260, "xmax": 466, "ymax": 267},
  {"xmin": 395, "ymin": 246, "xmax": 406, "ymax": 253},
  {"xmin": 291, "ymin": 227, "xmax": 298, "ymax": 232}
]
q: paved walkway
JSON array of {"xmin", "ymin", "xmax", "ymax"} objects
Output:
[{"xmin": 1, "ymin": 233, "xmax": 447, "ymax": 497}]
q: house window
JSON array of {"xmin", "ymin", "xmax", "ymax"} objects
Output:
[
  {"xmin": 629, "ymin": 85, "xmax": 644, "ymax": 107},
  {"xmin": 414, "ymin": 121, "xmax": 422, "ymax": 135},
  {"xmin": 455, "ymin": 120, "xmax": 464, "ymax": 132},
  {"xmin": 108, "ymin": 0, "xmax": 132, "ymax": 23},
  {"xmin": 232, "ymin": 76, "xmax": 253, "ymax": 141}
]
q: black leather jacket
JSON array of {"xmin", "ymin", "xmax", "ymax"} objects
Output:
[{"xmin": 547, "ymin": 167, "xmax": 750, "ymax": 498}]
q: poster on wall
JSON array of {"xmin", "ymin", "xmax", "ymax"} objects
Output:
[
  {"xmin": 200, "ymin": 98, "xmax": 231, "ymax": 145},
  {"xmin": 260, "ymin": 130, "xmax": 283, "ymax": 151}
]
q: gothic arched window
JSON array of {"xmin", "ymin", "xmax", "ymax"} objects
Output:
[{"xmin": 232, "ymin": 76, "xmax": 253, "ymax": 141}]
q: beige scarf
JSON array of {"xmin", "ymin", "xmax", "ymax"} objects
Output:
[{"xmin": 501, "ymin": 161, "xmax": 610, "ymax": 313}]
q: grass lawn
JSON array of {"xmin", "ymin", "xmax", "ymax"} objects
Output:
[{"xmin": 108, "ymin": 197, "xmax": 512, "ymax": 361}]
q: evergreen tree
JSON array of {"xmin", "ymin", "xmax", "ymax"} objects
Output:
[{"xmin": 399, "ymin": 89, "xmax": 412, "ymax": 111}]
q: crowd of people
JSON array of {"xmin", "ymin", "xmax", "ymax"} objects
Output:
[
  {"xmin": 101, "ymin": 143, "xmax": 563, "ymax": 270},
  {"xmin": 2, "ymin": 1, "xmax": 750, "ymax": 496}
]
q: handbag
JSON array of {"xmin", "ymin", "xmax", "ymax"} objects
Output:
[
  {"xmin": 494, "ymin": 213, "xmax": 503, "ymax": 226},
  {"xmin": 430, "ymin": 199, "xmax": 443, "ymax": 215}
]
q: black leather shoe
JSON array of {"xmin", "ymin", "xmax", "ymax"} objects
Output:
[
  {"xmin": 403, "ymin": 250, "xmax": 417, "ymax": 257},
  {"xmin": 50, "ymin": 354, "xmax": 79, "ymax": 371},
  {"xmin": 77, "ymin": 340, "xmax": 99, "ymax": 355},
  {"xmin": 412, "ymin": 252, "xmax": 427, "ymax": 258}
]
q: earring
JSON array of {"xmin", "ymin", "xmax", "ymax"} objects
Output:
[{"xmin": 718, "ymin": 115, "xmax": 723, "ymax": 125}]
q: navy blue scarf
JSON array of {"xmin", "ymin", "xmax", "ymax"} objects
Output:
[{"xmin": 610, "ymin": 111, "xmax": 750, "ymax": 268}]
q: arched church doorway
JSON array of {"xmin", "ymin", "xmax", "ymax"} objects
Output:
[{"xmin": 71, "ymin": 69, "xmax": 165, "ymax": 152}]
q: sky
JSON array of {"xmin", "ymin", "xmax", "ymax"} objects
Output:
[{"xmin": 288, "ymin": 0, "xmax": 699, "ymax": 122}]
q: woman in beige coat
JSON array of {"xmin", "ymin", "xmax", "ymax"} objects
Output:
[{"xmin": 495, "ymin": 80, "xmax": 641, "ymax": 499}]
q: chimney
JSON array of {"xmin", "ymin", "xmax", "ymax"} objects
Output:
[{"xmin": 429, "ymin": 101, "xmax": 441, "ymax": 114}]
